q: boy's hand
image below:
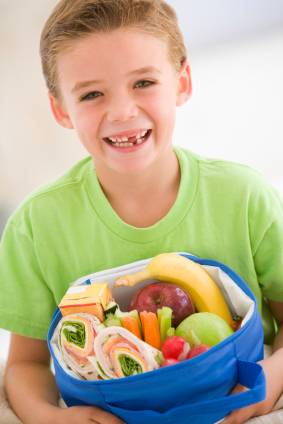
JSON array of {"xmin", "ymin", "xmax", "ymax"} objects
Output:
[
  {"xmin": 222, "ymin": 348, "xmax": 283, "ymax": 424},
  {"xmin": 54, "ymin": 405, "xmax": 125, "ymax": 424},
  {"xmin": 5, "ymin": 334, "xmax": 125, "ymax": 424}
]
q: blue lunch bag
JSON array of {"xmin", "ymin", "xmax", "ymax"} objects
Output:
[{"xmin": 48, "ymin": 253, "xmax": 266, "ymax": 424}]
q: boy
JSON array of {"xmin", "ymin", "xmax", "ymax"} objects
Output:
[{"xmin": 1, "ymin": 1, "xmax": 283, "ymax": 423}]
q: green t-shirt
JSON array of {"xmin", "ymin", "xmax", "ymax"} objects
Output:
[{"xmin": 1, "ymin": 147, "xmax": 283, "ymax": 343}]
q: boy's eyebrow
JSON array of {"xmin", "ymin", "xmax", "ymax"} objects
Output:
[
  {"xmin": 71, "ymin": 80, "xmax": 101, "ymax": 94},
  {"xmin": 71, "ymin": 66, "xmax": 161, "ymax": 94},
  {"xmin": 128, "ymin": 65, "xmax": 161, "ymax": 76}
]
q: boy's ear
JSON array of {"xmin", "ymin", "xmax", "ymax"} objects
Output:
[
  {"xmin": 48, "ymin": 93, "xmax": 74, "ymax": 129},
  {"xmin": 176, "ymin": 61, "xmax": 192, "ymax": 106}
]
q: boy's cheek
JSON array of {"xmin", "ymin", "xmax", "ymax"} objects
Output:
[{"xmin": 71, "ymin": 109, "xmax": 100, "ymax": 135}]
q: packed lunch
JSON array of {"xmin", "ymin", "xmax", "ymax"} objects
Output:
[{"xmin": 55, "ymin": 253, "xmax": 245, "ymax": 381}]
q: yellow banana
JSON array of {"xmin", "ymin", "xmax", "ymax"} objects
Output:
[{"xmin": 114, "ymin": 253, "xmax": 232, "ymax": 324}]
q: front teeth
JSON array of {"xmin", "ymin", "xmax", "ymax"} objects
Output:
[
  {"xmin": 107, "ymin": 130, "xmax": 150, "ymax": 147},
  {"xmin": 111, "ymin": 136, "xmax": 128, "ymax": 142},
  {"xmin": 115, "ymin": 142, "xmax": 134, "ymax": 147}
]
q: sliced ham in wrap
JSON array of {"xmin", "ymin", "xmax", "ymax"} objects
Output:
[
  {"xmin": 58, "ymin": 313, "xmax": 101, "ymax": 381},
  {"xmin": 88, "ymin": 326, "xmax": 160, "ymax": 380}
]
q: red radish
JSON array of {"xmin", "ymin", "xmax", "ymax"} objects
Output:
[
  {"xmin": 186, "ymin": 345, "xmax": 210, "ymax": 359},
  {"xmin": 162, "ymin": 336, "xmax": 190, "ymax": 361},
  {"xmin": 160, "ymin": 358, "xmax": 181, "ymax": 367},
  {"xmin": 186, "ymin": 329, "xmax": 210, "ymax": 359}
]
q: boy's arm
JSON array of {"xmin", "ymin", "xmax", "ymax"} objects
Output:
[
  {"xmin": 222, "ymin": 300, "xmax": 283, "ymax": 424},
  {"xmin": 268, "ymin": 300, "xmax": 283, "ymax": 351},
  {"xmin": 5, "ymin": 334, "xmax": 125, "ymax": 424}
]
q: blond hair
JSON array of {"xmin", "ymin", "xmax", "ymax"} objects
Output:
[{"xmin": 40, "ymin": 0, "xmax": 187, "ymax": 100}]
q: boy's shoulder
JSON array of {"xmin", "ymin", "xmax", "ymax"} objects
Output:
[
  {"xmin": 181, "ymin": 147, "xmax": 279, "ymax": 191},
  {"xmin": 186, "ymin": 147, "xmax": 265, "ymax": 179},
  {"xmin": 10, "ymin": 156, "xmax": 94, "ymax": 226},
  {"xmin": 177, "ymin": 147, "xmax": 283, "ymax": 208}
]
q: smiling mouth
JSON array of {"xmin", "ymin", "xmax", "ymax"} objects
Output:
[{"xmin": 103, "ymin": 129, "xmax": 151, "ymax": 147}]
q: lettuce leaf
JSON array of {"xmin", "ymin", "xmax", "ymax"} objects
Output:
[
  {"xmin": 62, "ymin": 321, "xmax": 86, "ymax": 348},
  {"xmin": 118, "ymin": 355, "xmax": 142, "ymax": 377},
  {"xmin": 97, "ymin": 361, "xmax": 112, "ymax": 379}
]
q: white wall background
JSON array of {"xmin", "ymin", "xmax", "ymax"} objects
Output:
[{"xmin": 0, "ymin": 1, "xmax": 283, "ymax": 359}]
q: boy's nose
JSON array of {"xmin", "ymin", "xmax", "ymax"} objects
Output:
[{"xmin": 106, "ymin": 94, "xmax": 139, "ymax": 122}]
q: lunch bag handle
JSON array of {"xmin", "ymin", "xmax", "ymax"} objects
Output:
[{"xmin": 108, "ymin": 359, "xmax": 266, "ymax": 424}]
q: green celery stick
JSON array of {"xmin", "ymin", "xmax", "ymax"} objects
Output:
[
  {"xmin": 157, "ymin": 307, "xmax": 173, "ymax": 344},
  {"xmin": 166, "ymin": 327, "xmax": 175, "ymax": 338},
  {"xmin": 154, "ymin": 351, "xmax": 164, "ymax": 365},
  {"xmin": 128, "ymin": 310, "xmax": 144, "ymax": 340}
]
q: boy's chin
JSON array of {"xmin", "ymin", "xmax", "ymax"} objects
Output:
[
  {"xmin": 110, "ymin": 160, "xmax": 152, "ymax": 176},
  {"xmin": 102, "ymin": 143, "xmax": 157, "ymax": 176},
  {"xmin": 92, "ymin": 154, "xmax": 153, "ymax": 176}
]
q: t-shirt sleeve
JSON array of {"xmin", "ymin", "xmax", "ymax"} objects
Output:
[
  {"xmin": 253, "ymin": 193, "xmax": 283, "ymax": 302},
  {"xmin": 0, "ymin": 220, "xmax": 57, "ymax": 339}
]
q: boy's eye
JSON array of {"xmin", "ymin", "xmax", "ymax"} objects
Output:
[
  {"xmin": 134, "ymin": 80, "xmax": 156, "ymax": 89},
  {"xmin": 80, "ymin": 91, "xmax": 102, "ymax": 101}
]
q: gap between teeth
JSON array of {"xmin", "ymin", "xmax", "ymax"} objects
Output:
[
  {"xmin": 109, "ymin": 130, "xmax": 148, "ymax": 143},
  {"xmin": 114, "ymin": 138, "xmax": 143, "ymax": 146}
]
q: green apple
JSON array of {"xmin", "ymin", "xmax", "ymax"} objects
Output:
[{"xmin": 175, "ymin": 312, "xmax": 234, "ymax": 347}]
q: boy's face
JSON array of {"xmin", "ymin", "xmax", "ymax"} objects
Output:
[{"xmin": 50, "ymin": 30, "xmax": 191, "ymax": 176}]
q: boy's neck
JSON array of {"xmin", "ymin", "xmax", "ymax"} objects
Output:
[{"xmin": 93, "ymin": 147, "xmax": 181, "ymax": 228}]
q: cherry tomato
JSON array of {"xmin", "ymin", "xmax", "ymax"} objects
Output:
[{"xmin": 230, "ymin": 315, "xmax": 244, "ymax": 332}]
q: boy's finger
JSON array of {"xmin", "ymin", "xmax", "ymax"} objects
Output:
[
  {"xmin": 90, "ymin": 406, "xmax": 126, "ymax": 424},
  {"xmin": 221, "ymin": 405, "xmax": 256, "ymax": 424},
  {"xmin": 221, "ymin": 382, "xmax": 253, "ymax": 423},
  {"xmin": 229, "ymin": 382, "xmax": 248, "ymax": 396}
]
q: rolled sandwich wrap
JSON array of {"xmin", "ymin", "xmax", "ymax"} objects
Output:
[
  {"xmin": 88, "ymin": 326, "xmax": 160, "ymax": 380},
  {"xmin": 58, "ymin": 313, "xmax": 101, "ymax": 381}
]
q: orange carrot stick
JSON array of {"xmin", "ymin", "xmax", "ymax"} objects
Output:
[
  {"xmin": 122, "ymin": 316, "xmax": 142, "ymax": 340},
  {"xmin": 140, "ymin": 311, "xmax": 161, "ymax": 350}
]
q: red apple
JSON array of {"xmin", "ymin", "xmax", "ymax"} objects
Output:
[{"xmin": 127, "ymin": 282, "xmax": 195, "ymax": 327}]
